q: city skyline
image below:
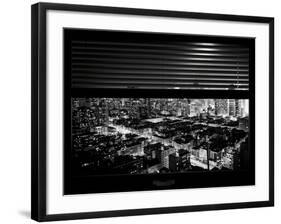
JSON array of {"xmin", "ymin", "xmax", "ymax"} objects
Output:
[
  {"xmin": 72, "ymin": 98, "xmax": 249, "ymax": 119},
  {"xmin": 71, "ymin": 98, "xmax": 249, "ymax": 175}
]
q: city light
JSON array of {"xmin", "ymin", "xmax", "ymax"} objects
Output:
[{"xmin": 71, "ymin": 98, "xmax": 249, "ymax": 175}]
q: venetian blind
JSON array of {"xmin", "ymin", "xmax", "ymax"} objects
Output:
[{"xmin": 70, "ymin": 31, "xmax": 250, "ymax": 91}]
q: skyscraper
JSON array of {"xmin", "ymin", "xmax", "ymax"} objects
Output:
[
  {"xmin": 145, "ymin": 98, "xmax": 151, "ymax": 118},
  {"xmin": 228, "ymin": 99, "xmax": 235, "ymax": 116},
  {"xmin": 235, "ymin": 99, "xmax": 241, "ymax": 117},
  {"xmin": 215, "ymin": 99, "xmax": 228, "ymax": 116}
]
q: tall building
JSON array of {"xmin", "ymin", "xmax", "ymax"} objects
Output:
[
  {"xmin": 228, "ymin": 99, "xmax": 235, "ymax": 116},
  {"xmin": 244, "ymin": 100, "xmax": 249, "ymax": 116},
  {"xmin": 190, "ymin": 99, "xmax": 204, "ymax": 116},
  {"xmin": 186, "ymin": 99, "xmax": 191, "ymax": 116},
  {"xmin": 189, "ymin": 102, "xmax": 196, "ymax": 116},
  {"xmin": 161, "ymin": 146, "xmax": 176, "ymax": 169},
  {"xmin": 235, "ymin": 99, "xmax": 241, "ymax": 117},
  {"xmin": 169, "ymin": 153, "xmax": 179, "ymax": 172},
  {"xmin": 121, "ymin": 98, "xmax": 125, "ymax": 106},
  {"xmin": 100, "ymin": 99, "xmax": 109, "ymax": 123},
  {"xmin": 145, "ymin": 98, "xmax": 151, "ymax": 118},
  {"xmin": 168, "ymin": 150, "xmax": 191, "ymax": 172},
  {"xmin": 215, "ymin": 99, "xmax": 228, "ymax": 116},
  {"xmin": 240, "ymin": 99, "xmax": 249, "ymax": 117},
  {"xmin": 178, "ymin": 149, "xmax": 191, "ymax": 170}
]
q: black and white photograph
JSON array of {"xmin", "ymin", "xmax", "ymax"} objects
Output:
[
  {"xmin": 63, "ymin": 28, "xmax": 255, "ymax": 194},
  {"xmin": 71, "ymin": 97, "xmax": 249, "ymax": 175}
]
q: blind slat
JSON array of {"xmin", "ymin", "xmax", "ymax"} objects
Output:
[
  {"xmin": 72, "ymin": 69, "xmax": 248, "ymax": 75},
  {"xmin": 73, "ymin": 61, "xmax": 249, "ymax": 68},
  {"xmin": 72, "ymin": 56, "xmax": 249, "ymax": 63},
  {"xmin": 72, "ymin": 74, "xmax": 249, "ymax": 82},
  {"xmin": 72, "ymin": 65, "xmax": 248, "ymax": 72}
]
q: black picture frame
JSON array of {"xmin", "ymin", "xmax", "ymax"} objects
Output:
[{"xmin": 31, "ymin": 2, "xmax": 274, "ymax": 222}]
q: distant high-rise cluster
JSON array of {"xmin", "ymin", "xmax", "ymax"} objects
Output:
[{"xmin": 214, "ymin": 99, "xmax": 248, "ymax": 117}]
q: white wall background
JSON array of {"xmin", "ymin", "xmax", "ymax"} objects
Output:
[{"xmin": 0, "ymin": 0, "xmax": 279, "ymax": 223}]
